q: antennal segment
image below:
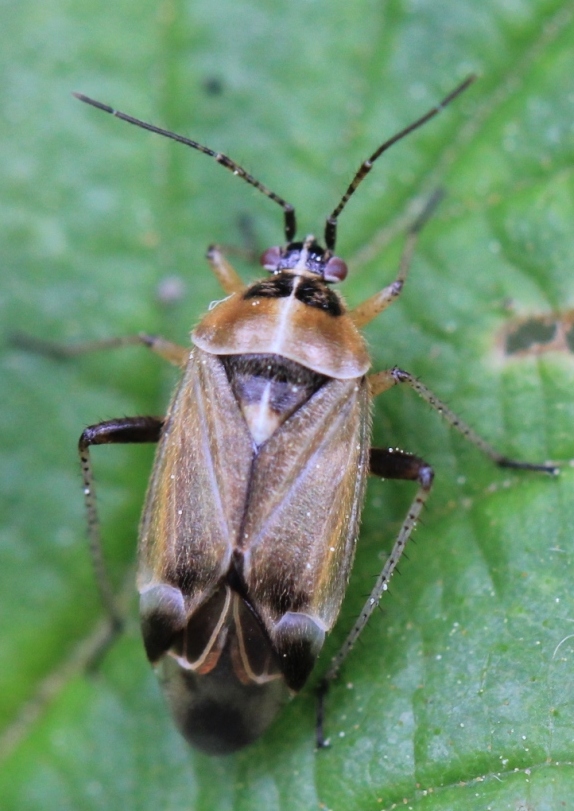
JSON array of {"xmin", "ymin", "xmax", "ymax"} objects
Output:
[
  {"xmin": 324, "ymin": 74, "xmax": 476, "ymax": 251},
  {"xmin": 73, "ymin": 93, "xmax": 297, "ymax": 243}
]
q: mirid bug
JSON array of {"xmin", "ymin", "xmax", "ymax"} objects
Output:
[{"xmin": 56, "ymin": 77, "xmax": 558, "ymax": 754}]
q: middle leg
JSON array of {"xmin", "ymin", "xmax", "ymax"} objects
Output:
[{"xmin": 369, "ymin": 367, "xmax": 558, "ymax": 474}]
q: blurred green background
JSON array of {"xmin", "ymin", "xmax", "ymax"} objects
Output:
[{"xmin": 2, "ymin": 0, "xmax": 574, "ymax": 809}]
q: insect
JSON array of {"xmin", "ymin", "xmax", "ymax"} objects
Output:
[{"xmin": 49, "ymin": 77, "xmax": 558, "ymax": 755}]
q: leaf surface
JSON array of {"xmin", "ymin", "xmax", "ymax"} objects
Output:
[{"xmin": 2, "ymin": 1, "xmax": 574, "ymax": 809}]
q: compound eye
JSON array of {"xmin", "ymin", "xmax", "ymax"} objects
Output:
[
  {"xmin": 260, "ymin": 246, "xmax": 282, "ymax": 271},
  {"xmin": 323, "ymin": 255, "xmax": 348, "ymax": 283}
]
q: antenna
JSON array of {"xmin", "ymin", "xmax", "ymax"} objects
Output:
[
  {"xmin": 73, "ymin": 93, "xmax": 297, "ymax": 243},
  {"xmin": 324, "ymin": 75, "xmax": 477, "ymax": 251}
]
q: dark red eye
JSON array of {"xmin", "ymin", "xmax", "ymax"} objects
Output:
[
  {"xmin": 323, "ymin": 256, "xmax": 348, "ymax": 283},
  {"xmin": 260, "ymin": 246, "xmax": 282, "ymax": 271}
]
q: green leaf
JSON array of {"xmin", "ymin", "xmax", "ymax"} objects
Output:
[{"xmin": 2, "ymin": 0, "xmax": 573, "ymax": 809}]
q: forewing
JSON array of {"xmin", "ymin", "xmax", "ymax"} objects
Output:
[
  {"xmin": 241, "ymin": 377, "xmax": 371, "ymax": 633},
  {"xmin": 138, "ymin": 348, "xmax": 253, "ymax": 610}
]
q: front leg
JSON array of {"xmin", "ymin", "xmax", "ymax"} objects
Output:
[{"xmin": 348, "ymin": 190, "xmax": 443, "ymax": 328}]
